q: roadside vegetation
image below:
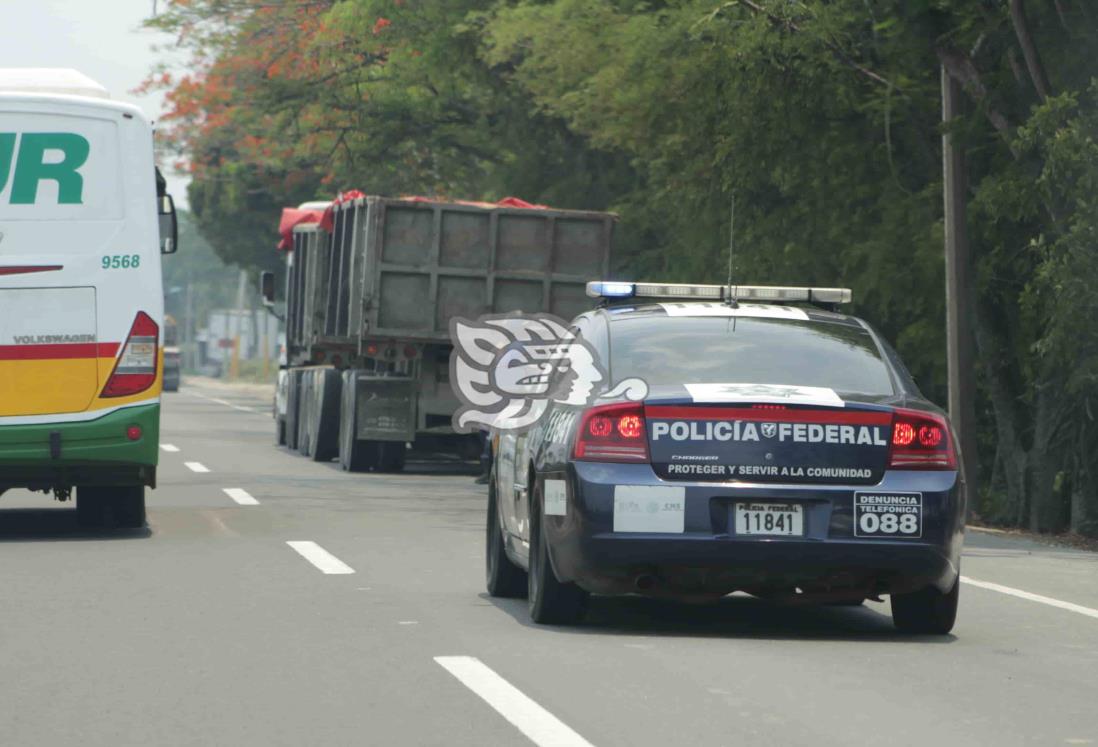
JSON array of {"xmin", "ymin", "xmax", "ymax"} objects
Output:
[{"xmin": 146, "ymin": 0, "xmax": 1098, "ymax": 537}]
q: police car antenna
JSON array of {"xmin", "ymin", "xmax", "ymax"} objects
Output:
[{"xmin": 724, "ymin": 193, "xmax": 738, "ymax": 308}]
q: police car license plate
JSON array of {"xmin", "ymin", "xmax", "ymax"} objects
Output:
[{"xmin": 734, "ymin": 502, "xmax": 804, "ymax": 536}]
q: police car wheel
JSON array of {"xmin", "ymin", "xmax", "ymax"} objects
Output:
[
  {"xmin": 486, "ymin": 479, "xmax": 526, "ymax": 598},
  {"xmin": 528, "ymin": 490, "xmax": 587, "ymax": 624},
  {"xmin": 891, "ymin": 579, "xmax": 959, "ymax": 635}
]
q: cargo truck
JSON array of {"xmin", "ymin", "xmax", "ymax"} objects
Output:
[{"xmin": 265, "ymin": 194, "xmax": 615, "ymax": 472}]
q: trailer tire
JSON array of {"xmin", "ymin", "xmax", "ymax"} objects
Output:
[
  {"xmin": 296, "ymin": 370, "xmax": 315, "ymax": 457},
  {"xmin": 376, "ymin": 441, "xmax": 406, "ymax": 473},
  {"xmin": 339, "ymin": 370, "xmax": 372, "ymax": 471},
  {"xmin": 285, "ymin": 369, "xmax": 303, "ymax": 451},
  {"xmin": 311, "ymin": 368, "xmax": 342, "ymax": 462}
]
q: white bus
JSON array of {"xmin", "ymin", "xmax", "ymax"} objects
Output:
[{"xmin": 0, "ymin": 69, "xmax": 178, "ymax": 527}]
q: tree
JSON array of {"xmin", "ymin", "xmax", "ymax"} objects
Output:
[{"xmin": 149, "ymin": 0, "xmax": 1098, "ymax": 535}]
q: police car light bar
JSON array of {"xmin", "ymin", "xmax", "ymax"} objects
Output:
[{"xmin": 585, "ymin": 282, "xmax": 853, "ymax": 305}]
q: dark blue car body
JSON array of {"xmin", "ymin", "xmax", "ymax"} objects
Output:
[{"xmin": 489, "ymin": 299, "xmax": 966, "ymax": 628}]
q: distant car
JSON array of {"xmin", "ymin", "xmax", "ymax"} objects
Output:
[
  {"xmin": 162, "ymin": 348, "xmax": 182, "ymax": 392},
  {"xmin": 162, "ymin": 314, "xmax": 181, "ymax": 391},
  {"xmin": 487, "ymin": 282, "xmax": 965, "ymax": 634}
]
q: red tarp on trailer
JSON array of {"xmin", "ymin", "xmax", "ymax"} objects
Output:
[
  {"xmin": 279, "ymin": 193, "xmax": 550, "ymax": 250},
  {"xmin": 277, "ymin": 205, "xmax": 328, "ymax": 251}
]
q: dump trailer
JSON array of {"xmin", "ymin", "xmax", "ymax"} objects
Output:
[{"xmin": 270, "ymin": 195, "xmax": 615, "ymax": 471}]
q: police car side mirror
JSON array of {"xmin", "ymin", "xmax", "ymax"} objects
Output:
[{"xmin": 159, "ymin": 194, "xmax": 179, "ymax": 255}]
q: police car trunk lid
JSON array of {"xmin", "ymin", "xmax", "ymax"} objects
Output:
[{"xmin": 643, "ymin": 383, "xmax": 892, "ymax": 485}]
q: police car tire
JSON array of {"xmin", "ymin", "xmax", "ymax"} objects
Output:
[
  {"xmin": 891, "ymin": 579, "xmax": 959, "ymax": 635},
  {"xmin": 486, "ymin": 479, "xmax": 526, "ymax": 598},
  {"xmin": 528, "ymin": 493, "xmax": 587, "ymax": 624},
  {"xmin": 112, "ymin": 486, "xmax": 147, "ymax": 529}
]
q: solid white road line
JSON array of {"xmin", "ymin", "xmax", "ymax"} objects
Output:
[
  {"xmin": 961, "ymin": 576, "xmax": 1098, "ymax": 620},
  {"xmin": 223, "ymin": 488, "xmax": 259, "ymax": 506},
  {"xmin": 286, "ymin": 541, "xmax": 355, "ymax": 575},
  {"xmin": 160, "ymin": 444, "xmax": 180, "ymax": 453},
  {"xmin": 184, "ymin": 462, "xmax": 210, "ymax": 473},
  {"xmin": 435, "ymin": 656, "xmax": 595, "ymax": 747}
]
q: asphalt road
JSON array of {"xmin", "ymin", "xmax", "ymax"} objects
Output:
[{"xmin": 1, "ymin": 380, "xmax": 1096, "ymax": 746}]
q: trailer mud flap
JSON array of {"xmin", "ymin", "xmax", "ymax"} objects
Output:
[{"xmin": 354, "ymin": 375, "xmax": 416, "ymax": 441}]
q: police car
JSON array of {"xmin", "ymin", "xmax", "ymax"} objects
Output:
[{"xmin": 486, "ymin": 282, "xmax": 965, "ymax": 634}]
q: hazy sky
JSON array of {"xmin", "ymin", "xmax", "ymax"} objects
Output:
[{"xmin": 0, "ymin": 0, "xmax": 192, "ymax": 206}]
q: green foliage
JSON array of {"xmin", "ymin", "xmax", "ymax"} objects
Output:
[{"xmin": 162, "ymin": 210, "xmax": 242, "ymax": 334}]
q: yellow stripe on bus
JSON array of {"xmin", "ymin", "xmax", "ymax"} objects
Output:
[{"xmin": 0, "ymin": 353, "xmax": 163, "ymax": 418}]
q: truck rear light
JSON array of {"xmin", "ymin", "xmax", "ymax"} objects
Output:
[
  {"xmin": 574, "ymin": 402, "xmax": 649, "ymax": 462},
  {"xmin": 887, "ymin": 408, "xmax": 956, "ymax": 470},
  {"xmin": 101, "ymin": 312, "xmax": 159, "ymax": 398}
]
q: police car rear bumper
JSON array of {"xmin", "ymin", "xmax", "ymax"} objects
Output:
[{"xmin": 544, "ymin": 462, "xmax": 964, "ymax": 599}]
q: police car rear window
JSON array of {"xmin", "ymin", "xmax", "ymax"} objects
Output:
[{"xmin": 608, "ymin": 316, "xmax": 895, "ymax": 395}]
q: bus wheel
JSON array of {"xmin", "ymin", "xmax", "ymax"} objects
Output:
[
  {"xmin": 112, "ymin": 486, "xmax": 146, "ymax": 529},
  {"xmin": 76, "ymin": 486, "xmax": 106, "ymax": 527}
]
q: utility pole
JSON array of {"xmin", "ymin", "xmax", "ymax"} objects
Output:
[
  {"xmin": 229, "ymin": 269, "xmax": 247, "ymax": 380},
  {"xmin": 183, "ymin": 283, "xmax": 194, "ymax": 372},
  {"xmin": 942, "ymin": 66, "xmax": 978, "ymax": 516}
]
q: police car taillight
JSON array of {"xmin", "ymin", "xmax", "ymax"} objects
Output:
[
  {"xmin": 574, "ymin": 402, "xmax": 649, "ymax": 462},
  {"xmin": 101, "ymin": 312, "xmax": 159, "ymax": 398},
  {"xmin": 887, "ymin": 409, "xmax": 957, "ymax": 470}
]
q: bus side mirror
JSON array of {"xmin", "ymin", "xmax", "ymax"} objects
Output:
[
  {"xmin": 159, "ymin": 194, "xmax": 179, "ymax": 255},
  {"xmin": 260, "ymin": 270, "xmax": 276, "ymax": 306}
]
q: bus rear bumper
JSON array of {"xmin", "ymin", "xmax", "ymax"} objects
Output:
[{"xmin": 0, "ymin": 404, "xmax": 160, "ymax": 490}]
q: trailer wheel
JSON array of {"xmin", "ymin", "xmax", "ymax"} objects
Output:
[
  {"xmin": 339, "ymin": 370, "xmax": 366, "ymax": 471},
  {"xmin": 285, "ymin": 369, "xmax": 302, "ymax": 451},
  {"xmin": 311, "ymin": 368, "xmax": 342, "ymax": 462},
  {"xmin": 296, "ymin": 371, "xmax": 314, "ymax": 457},
  {"xmin": 376, "ymin": 442, "xmax": 406, "ymax": 473}
]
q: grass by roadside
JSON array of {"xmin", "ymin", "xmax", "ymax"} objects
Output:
[{"xmin": 968, "ymin": 522, "xmax": 1098, "ymax": 553}]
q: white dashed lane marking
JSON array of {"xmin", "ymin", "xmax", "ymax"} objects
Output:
[
  {"xmin": 435, "ymin": 656, "xmax": 594, "ymax": 747},
  {"xmin": 160, "ymin": 443, "xmax": 180, "ymax": 453},
  {"xmin": 286, "ymin": 541, "xmax": 355, "ymax": 575},
  {"xmin": 961, "ymin": 576, "xmax": 1098, "ymax": 620},
  {"xmin": 184, "ymin": 462, "xmax": 210, "ymax": 473},
  {"xmin": 223, "ymin": 488, "xmax": 259, "ymax": 506},
  {"xmin": 186, "ymin": 390, "xmax": 258, "ymax": 413}
]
